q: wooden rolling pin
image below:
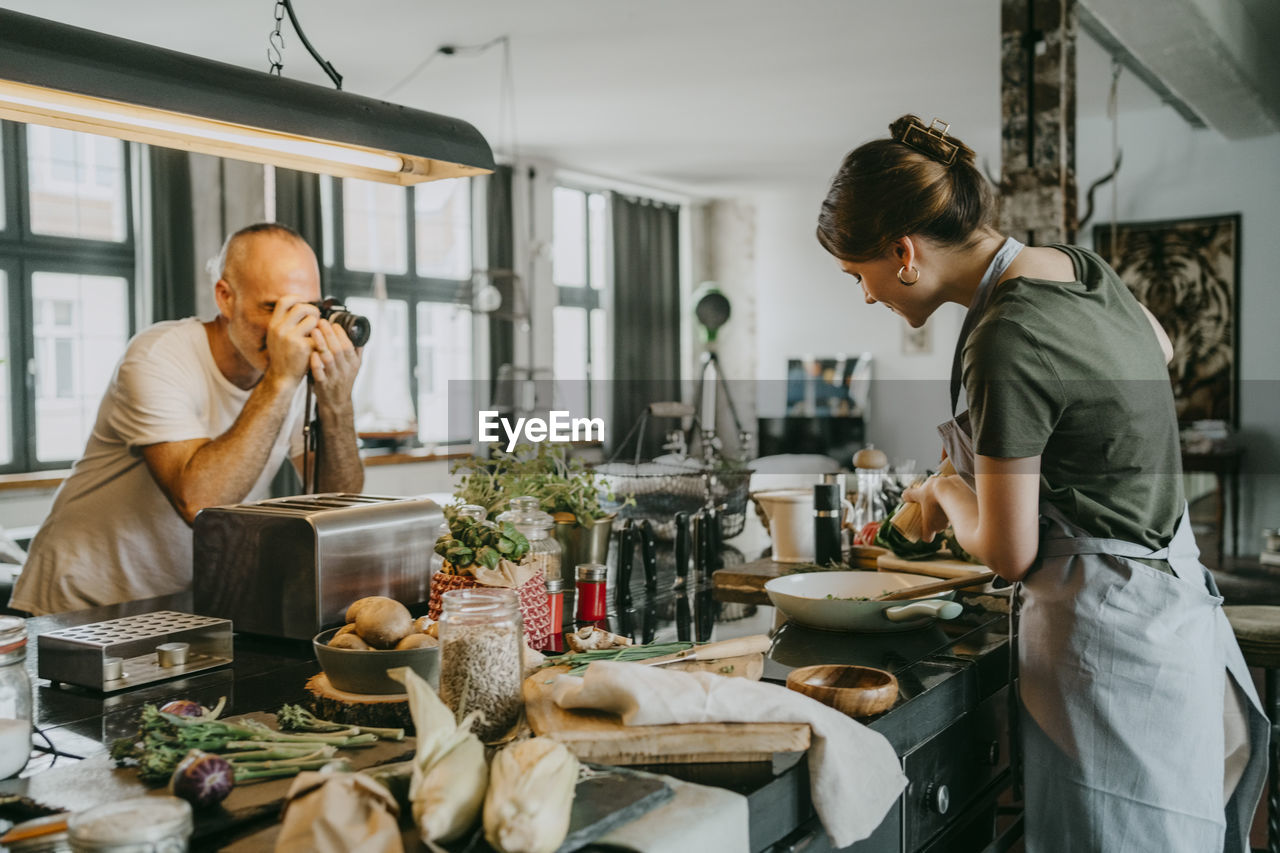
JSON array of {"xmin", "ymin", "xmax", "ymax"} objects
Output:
[{"xmin": 888, "ymin": 457, "xmax": 956, "ymax": 542}]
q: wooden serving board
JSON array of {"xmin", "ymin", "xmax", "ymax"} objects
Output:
[
  {"xmin": 522, "ymin": 666, "xmax": 810, "ymax": 765},
  {"xmin": 876, "ymin": 552, "xmax": 990, "ymax": 579}
]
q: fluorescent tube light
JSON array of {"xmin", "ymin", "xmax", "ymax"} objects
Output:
[{"xmin": 0, "ymin": 10, "xmax": 494, "ymax": 185}]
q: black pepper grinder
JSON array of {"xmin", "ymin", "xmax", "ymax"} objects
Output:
[{"xmin": 814, "ymin": 482, "xmax": 843, "ymax": 567}]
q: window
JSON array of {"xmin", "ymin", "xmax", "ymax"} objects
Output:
[
  {"xmin": 551, "ymin": 187, "xmax": 608, "ymax": 419},
  {"xmin": 0, "ymin": 122, "xmax": 135, "ymax": 471},
  {"xmin": 320, "ymin": 176, "xmax": 474, "ymax": 446}
]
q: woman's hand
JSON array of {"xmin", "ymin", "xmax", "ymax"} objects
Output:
[{"xmin": 902, "ymin": 475, "xmax": 958, "ymax": 542}]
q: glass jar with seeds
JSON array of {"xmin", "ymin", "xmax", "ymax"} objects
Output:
[{"xmin": 438, "ymin": 588, "xmax": 524, "ymax": 742}]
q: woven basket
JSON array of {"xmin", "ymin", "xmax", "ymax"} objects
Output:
[
  {"xmin": 596, "ymin": 461, "xmax": 750, "ymax": 540},
  {"xmin": 428, "ymin": 568, "xmax": 552, "ymax": 647}
]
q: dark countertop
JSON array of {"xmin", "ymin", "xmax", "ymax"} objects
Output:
[{"xmin": 3, "ymin": 551, "xmax": 1012, "ymax": 852}]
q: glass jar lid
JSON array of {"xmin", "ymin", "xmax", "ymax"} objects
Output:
[
  {"xmin": 576, "ymin": 563, "xmax": 607, "ymax": 582},
  {"xmin": 68, "ymin": 796, "xmax": 192, "ymax": 847},
  {"xmin": 0, "ymin": 616, "xmax": 25, "ymax": 654},
  {"xmin": 456, "ymin": 504, "xmax": 488, "ymax": 521},
  {"xmin": 496, "ymin": 496, "xmax": 554, "ymax": 532},
  {"xmin": 440, "ymin": 587, "xmax": 519, "ymax": 617}
]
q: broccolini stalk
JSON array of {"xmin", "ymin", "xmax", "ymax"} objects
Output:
[
  {"xmin": 233, "ymin": 756, "xmax": 352, "ymax": 784},
  {"xmin": 275, "ymin": 703, "xmax": 405, "ymax": 741}
]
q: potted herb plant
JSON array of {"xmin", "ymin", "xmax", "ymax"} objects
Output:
[{"xmin": 450, "ymin": 444, "xmax": 617, "ymax": 567}]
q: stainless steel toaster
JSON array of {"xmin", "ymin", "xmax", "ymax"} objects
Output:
[{"xmin": 192, "ymin": 493, "xmax": 443, "ymax": 640}]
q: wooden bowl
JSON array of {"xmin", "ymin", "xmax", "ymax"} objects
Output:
[{"xmin": 786, "ymin": 664, "xmax": 899, "ymax": 717}]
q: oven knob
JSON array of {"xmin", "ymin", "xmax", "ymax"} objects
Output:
[
  {"xmin": 926, "ymin": 782, "xmax": 950, "ymax": 815},
  {"xmin": 987, "ymin": 739, "xmax": 1001, "ymax": 765}
]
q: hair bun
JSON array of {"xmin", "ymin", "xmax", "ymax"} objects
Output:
[{"xmin": 888, "ymin": 114, "xmax": 976, "ymax": 168}]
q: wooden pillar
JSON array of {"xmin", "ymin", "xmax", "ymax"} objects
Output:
[{"xmin": 999, "ymin": 0, "xmax": 1078, "ymax": 244}]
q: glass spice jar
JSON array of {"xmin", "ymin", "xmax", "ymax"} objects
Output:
[
  {"xmin": 497, "ymin": 496, "xmax": 563, "ymax": 581},
  {"xmin": 0, "ymin": 616, "xmax": 32, "ymax": 781},
  {"xmin": 575, "ymin": 563, "xmax": 608, "ymax": 622},
  {"xmin": 438, "ymin": 588, "xmax": 524, "ymax": 743},
  {"xmin": 545, "ymin": 578, "xmax": 565, "ymax": 635}
]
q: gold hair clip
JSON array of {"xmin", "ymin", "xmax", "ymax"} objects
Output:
[{"xmin": 900, "ymin": 117, "xmax": 958, "ymax": 166}]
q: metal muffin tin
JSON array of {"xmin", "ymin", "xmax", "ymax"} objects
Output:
[{"xmin": 37, "ymin": 611, "xmax": 233, "ymax": 692}]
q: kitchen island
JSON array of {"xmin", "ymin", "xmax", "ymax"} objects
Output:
[{"xmin": 1, "ymin": 559, "xmax": 1013, "ymax": 852}]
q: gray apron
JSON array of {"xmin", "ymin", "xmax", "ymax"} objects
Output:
[{"xmin": 937, "ymin": 239, "xmax": 1269, "ymax": 852}]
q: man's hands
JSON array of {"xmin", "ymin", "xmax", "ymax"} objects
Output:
[
  {"xmin": 308, "ymin": 318, "xmax": 361, "ymax": 408},
  {"xmin": 261, "ymin": 296, "xmax": 362, "ymax": 402},
  {"xmin": 263, "ymin": 297, "xmax": 320, "ymax": 387}
]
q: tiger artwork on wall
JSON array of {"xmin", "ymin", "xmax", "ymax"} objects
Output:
[{"xmin": 1095, "ymin": 214, "xmax": 1240, "ymax": 425}]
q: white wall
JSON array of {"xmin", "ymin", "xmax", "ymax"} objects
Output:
[{"xmin": 735, "ymin": 36, "xmax": 1280, "ymax": 551}]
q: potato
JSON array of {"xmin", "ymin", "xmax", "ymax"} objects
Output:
[
  {"xmin": 328, "ymin": 632, "xmax": 371, "ymax": 650},
  {"xmin": 395, "ymin": 632, "xmax": 438, "ymax": 650},
  {"xmin": 345, "ymin": 596, "xmax": 389, "ymax": 624},
  {"xmin": 354, "ymin": 597, "xmax": 414, "ymax": 649},
  {"xmin": 412, "ymin": 615, "xmax": 434, "ymax": 634},
  {"xmin": 335, "ymin": 623, "xmax": 359, "ymax": 638}
]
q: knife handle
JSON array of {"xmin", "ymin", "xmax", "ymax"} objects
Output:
[
  {"xmin": 615, "ymin": 520, "xmax": 634, "ymax": 611},
  {"xmin": 689, "ymin": 634, "xmax": 771, "ymax": 661},
  {"xmin": 674, "ymin": 512, "xmax": 690, "ymax": 584},
  {"xmin": 638, "ymin": 519, "xmax": 658, "ymax": 593}
]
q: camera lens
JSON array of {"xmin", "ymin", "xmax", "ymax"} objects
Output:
[{"xmin": 327, "ymin": 310, "xmax": 371, "ymax": 348}]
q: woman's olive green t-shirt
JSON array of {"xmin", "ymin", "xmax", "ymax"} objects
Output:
[{"xmin": 961, "ymin": 244, "xmax": 1183, "ymax": 551}]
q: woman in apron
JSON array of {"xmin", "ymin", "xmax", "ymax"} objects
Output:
[{"xmin": 816, "ymin": 115, "xmax": 1268, "ymax": 852}]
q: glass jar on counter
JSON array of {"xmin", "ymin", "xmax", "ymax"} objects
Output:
[
  {"xmin": 850, "ymin": 445, "xmax": 889, "ymax": 536},
  {"xmin": 0, "ymin": 616, "xmax": 32, "ymax": 781},
  {"xmin": 67, "ymin": 796, "xmax": 192, "ymax": 853},
  {"xmin": 496, "ymin": 496, "xmax": 563, "ymax": 581},
  {"xmin": 437, "ymin": 588, "xmax": 524, "ymax": 743},
  {"xmin": 430, "ymin": 504, "xmax": 489, "ymax": 578}
]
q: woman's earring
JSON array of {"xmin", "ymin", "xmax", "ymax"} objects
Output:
[{"xmin": 897, "ymin": 265, "xmax": 920, "ymax": 286}]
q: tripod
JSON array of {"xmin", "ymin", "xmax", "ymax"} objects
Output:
[{"xmin": 689, "ymin": 349, "xmax": 751, "ymax": 464}]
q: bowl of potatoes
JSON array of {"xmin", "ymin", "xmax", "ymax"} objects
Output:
[{"xmin": 313, "ymin": 596, "xmax": 439, "ymax": 694}]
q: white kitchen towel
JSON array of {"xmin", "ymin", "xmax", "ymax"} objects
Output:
[
  {"xmin": 549, "ymin": 661, "xmax": 906, "ymax": 848},
  {"xmin": 594, "ymin": 773, "xmax": 750, "ymax": 853}
]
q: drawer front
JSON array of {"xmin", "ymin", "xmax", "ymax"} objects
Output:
[{"xmin": 902, "ymin": 687, "xmax": 1009, "ymax": 851}]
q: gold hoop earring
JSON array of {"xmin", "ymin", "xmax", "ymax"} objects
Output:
[{"xmin": 897, "ymin": 265, "xmax": 920, "ymax": 285}]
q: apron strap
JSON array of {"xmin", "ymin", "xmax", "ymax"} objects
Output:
[{"xmin": 950, "ymin": 237, "xmax": 1025, "ymax": 415}]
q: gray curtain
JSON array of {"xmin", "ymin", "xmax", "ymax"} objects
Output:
[
  {"xmin": 270, "ymin": 168, "xmax": 326, "ymax": 496},
  {"xmin": 610, "ymin": 195, "xmax": 681, "ymax": 459},
  {"xmin": 148, "ymin": 147, "xmax": 196, "ymax": 322},
  {"xmin": 487, "ymin": 165, "xmax": 515, "ymax": 387}
]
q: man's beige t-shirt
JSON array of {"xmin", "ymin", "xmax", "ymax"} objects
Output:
[{"xmin": 10, "ymin": 318, "xmax": 305, "ymax": 615}]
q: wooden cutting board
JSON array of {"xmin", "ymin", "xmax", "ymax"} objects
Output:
[
  {"xmin": 522, "ymin": 666, "xmax": 810, "ymax": 765},
  {"xmin": 1, "ymin": 712, "xmax": 414, "ymax": 841},
  {"xmin": 876, "ymin": 552, "xmax": 990, "ymax": 579}
]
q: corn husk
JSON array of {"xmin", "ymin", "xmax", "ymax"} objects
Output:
[
  {"xmin": 483, "ymin": 738, "xmax": 579, "ymax": 853},
  {"xmin": 386, "ymin": 666, "xmax": 488, "ymax": 844}
]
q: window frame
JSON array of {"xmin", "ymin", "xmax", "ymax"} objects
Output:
[
  {"xmin": 552, "ymin": 184, "xmax": 609, "ymax": 418},
  {"xmin": 321, "ymin": 176, "xmax": 475, "ymax": 446},
  {"xmin": 0, "ymin": 120, "xmax": 137, "ymax": 473}
]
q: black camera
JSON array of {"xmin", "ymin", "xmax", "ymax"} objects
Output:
[{"xmin": 312, "ymin": 297, "xmax": 371, "ymax": 348}]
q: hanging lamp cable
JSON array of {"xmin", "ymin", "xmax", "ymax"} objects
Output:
[{"xmin": 266, "ymin": 0, "xmax": 344, "ymax": 90}]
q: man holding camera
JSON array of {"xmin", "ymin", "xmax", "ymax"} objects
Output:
[{"xmin": 10, "ymin": 223, "xmax": 363, "ymax": 615}]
